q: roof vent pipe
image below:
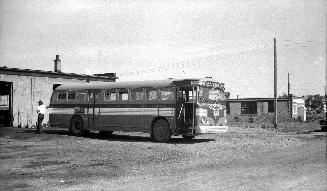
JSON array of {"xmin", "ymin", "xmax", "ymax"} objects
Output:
[{"xmin": 54, "ymin": 55, "xmax": 61, "ymax": 72}]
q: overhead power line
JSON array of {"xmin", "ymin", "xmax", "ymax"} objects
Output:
[{"xmin": 117, "ymin": 43, "xmax": 270, "ymax": 77}]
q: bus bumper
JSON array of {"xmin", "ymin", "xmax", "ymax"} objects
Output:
[{"xmin": 194, "ymin": 125, "xmax": 228, "ymax": 134}]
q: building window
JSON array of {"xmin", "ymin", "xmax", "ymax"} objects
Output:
[
  {"xmin": 268, "ymin": 101, "xmax": 274, "ymax": 113},
  {"xmin": 241, "ymin": 101, "xmax": 257, "ymax": 114},
  {"xmin": 0, "ymin": 95, "xmax": 9, "ymax": 110},
  {"xmin": 226, "ymin": 102, "xmax": 230, "ymax": 114}
]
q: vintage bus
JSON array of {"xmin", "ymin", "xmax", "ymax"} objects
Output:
[{"xmin": 48, "ymin": 78, "xmax": 228, "ymax": 142}]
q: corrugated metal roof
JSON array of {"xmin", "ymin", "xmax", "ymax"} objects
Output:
[{"xmin": 0, "ymin": 66, "xmax": 117, "ymax": 81}]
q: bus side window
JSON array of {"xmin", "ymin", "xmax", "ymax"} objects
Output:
[
  {"xmin": 88, "ymin": 91, "xmax": 94, "ymax": 101},
  {"xmin": 51, "ymin": 93, "xmax": 57, "ymax": 103},
  {"xmin": 68, "ymin": 92, "xmax": 76, "ymax": 100},
  {"xmin": 88, "ymin": 91, "xmax": 100, "ymax": 102},
  {"xmin": 118, "ymin": 89, "xmax": 129, "ymax": 101},
  {"xmin": 188, "ymin": 90, "xmax": 194, "ymax": 102},
  {"xmin": 178, "ymin": 90, "xmax": 186, "ymax": 102},
  {"xmin": 146, "ymin": 89, "xmax": 158, "ymax": 101},
  {"xmin": 104, "ymin": 90, "xmax": 117, "ymax": 101},
  {"xmin": 159, "ymin": 88, "xmax": 175, "ymax": 101},
  {"xmin": 77, "ymin": 92, "xmax": 86, "ymax": 102},
  {"xmin": 131, "ymin": 89, "xmax": 144, "ymax": 101},
  {"xmin": 58, "ymin": 92, "xmax": 67, "ymax": 101}
]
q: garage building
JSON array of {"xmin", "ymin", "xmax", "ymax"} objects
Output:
[{"xmin": 0, "ymin": 55, "xmax": 116, "ymax": 128}]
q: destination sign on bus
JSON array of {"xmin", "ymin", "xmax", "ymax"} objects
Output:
[{"xmin": 192, "ymin": 80, "xmax": 225, "ymax": 91}]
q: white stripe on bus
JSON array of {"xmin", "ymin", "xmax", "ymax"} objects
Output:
[
  {"xmin": 49, "ymin": 107, "xmax": 175, "ymax": 116},
  {"xmin": 48, "ymin": 108, "xmax": 75, "ymax": 115}
]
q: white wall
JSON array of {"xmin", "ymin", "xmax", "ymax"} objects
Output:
[{"xmin": 1, "ymin": 73, "xmax": 92, "ymax": 127}]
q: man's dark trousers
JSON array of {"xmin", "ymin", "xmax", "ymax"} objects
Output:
[{"xmin": 37, "ymin": 113, "xmax": 44, "ymax": 134}]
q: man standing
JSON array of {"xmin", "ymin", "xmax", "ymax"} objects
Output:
[{"xmin": 36, "ymin": 100, "xmax": 46, "ymax": 134}]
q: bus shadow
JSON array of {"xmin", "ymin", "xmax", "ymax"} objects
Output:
[
  {"xmin": 15, "ymin": 128, "xmax": 215, "ymax": 144},
  {"xmin": 86, "ymin": 133, "xmax": 215, "ymax": 144}
]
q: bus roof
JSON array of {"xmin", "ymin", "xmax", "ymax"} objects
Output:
[{"xmin": 55, "ymin": 78, "xmax": 223, "ymax": 91}]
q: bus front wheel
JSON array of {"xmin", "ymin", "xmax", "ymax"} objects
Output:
[
  {"xmin": 152, "ymin": 119, "xmax": 171, "ymax": 143},
  {"xmin": 70, "ymin": 116, "xmax": 85, "ymax": 136}
]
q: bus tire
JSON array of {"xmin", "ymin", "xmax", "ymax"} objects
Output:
[
  {"xmin": 152, "ymin": 119, "xmax": 171, "ymax": 143},
  {"xmin": 70, "ymin": 116, "xmax": 85, "ymax": 136},
  {"xmin": 182, "ymin": 135, "xmax": 195, "ymax": 140}
]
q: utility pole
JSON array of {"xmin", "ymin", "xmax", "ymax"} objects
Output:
[
  {"xmin": 274, "ymin": 38, "xmax": 278, "ymax": 128},
  {"xmin": 288, "ymin": 73, "xmax": 290, "ymax": 114},
  {"xmin": 287, "ymin": 73, "xmax": 290, "ymax": 97}
]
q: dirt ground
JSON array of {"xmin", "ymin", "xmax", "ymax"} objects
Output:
[{"xmin": 0, "ymin": 124, "xmax": 326, "ymax": 191}]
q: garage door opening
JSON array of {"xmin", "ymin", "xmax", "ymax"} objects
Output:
[{"xmin": 0, "ymin": 81, "xmax": 13, "ymax": 127}]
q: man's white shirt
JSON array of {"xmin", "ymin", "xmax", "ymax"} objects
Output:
[{"xmin": 37, "ymin": 105, "xmax": 46, "ymax": 114}]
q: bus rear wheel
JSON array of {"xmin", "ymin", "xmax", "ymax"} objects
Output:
[
  {"xmin": 70, "ymin": 116, "xmax": 85, "ymax": 136},
  {"xmin": 152, "ymin": 119, "xmax": 171, "ymax": 143}
]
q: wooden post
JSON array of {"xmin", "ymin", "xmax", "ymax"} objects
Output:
[{"xmin": 274, "ymin": 38, "xmax": 278, "ymax": 128}]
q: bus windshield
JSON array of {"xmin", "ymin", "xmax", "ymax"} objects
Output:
[{"xmin": 198, "ymin": 86, "xmax": 225, "ymax": 104}]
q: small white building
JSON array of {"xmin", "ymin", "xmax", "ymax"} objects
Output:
[{"xmin": 226, "ymin": 96, "xmax": 307, "ymax": 121}]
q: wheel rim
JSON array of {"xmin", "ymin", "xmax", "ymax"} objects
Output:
[
  {"xmin": 153, "ymin": 120, "xmax": 171, "ymax": 142},
  {"xmin": 154, "ymin": 124, "xmax": 165, "ymax": 138},
  {"xmin": 74, "ymin": 121, "xmax": 81, "ymax": 131}
]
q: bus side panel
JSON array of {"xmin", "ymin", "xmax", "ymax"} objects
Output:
[
  {"xmin": 49, "ymin": 113, "xmax": 73, "ymax": 128},
  {"xmin": 86, "ymin": 106, "xmax": 99, "ymax": 130},
  {"xmin": 98, "ymin": 106, "xmax": 176, "ymax": 133},
  {"xmin": 99, "ymin": 115, "xmax": 151, "ymax": 133},
  {"xmin": 49, "ymin": 105, "xmax": 88, "ymax": 130},
  {"xmin": 98, "ymin": 107, "xmax": 156, "ymax": 133}
]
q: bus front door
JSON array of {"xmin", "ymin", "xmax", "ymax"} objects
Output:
[{"xmin": 177, "ymin": 87, "xmax": 195, "ymax": 134}]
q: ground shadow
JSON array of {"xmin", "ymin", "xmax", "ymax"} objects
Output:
[
  {"xmin": 311, "ymin": 129, "xmax": 326, "ymax": 133},
  {"xmin": 302, "ymin": 129, "xmax": 327, "ymax": 134},
  {"xmin": 14, "ymin": 128, "xmax": 69, "ymax": 135},
  {"xmin": 8, "ymin": 128, "xmax": 71, "ymax": 141}
]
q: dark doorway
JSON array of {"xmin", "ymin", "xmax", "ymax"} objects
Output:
[{"xmin": 0, "ymin": 81, "xmax": 13, "ymax": 127}]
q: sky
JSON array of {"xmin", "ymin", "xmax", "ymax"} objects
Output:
[{"xmin": 0, "ymin": 0, "xmax": 326, "ymax": 98}]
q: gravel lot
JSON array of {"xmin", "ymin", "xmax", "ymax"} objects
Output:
[{"xmin": 0, "ymin": 126, "xmax": 326, "ymax": 191}]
